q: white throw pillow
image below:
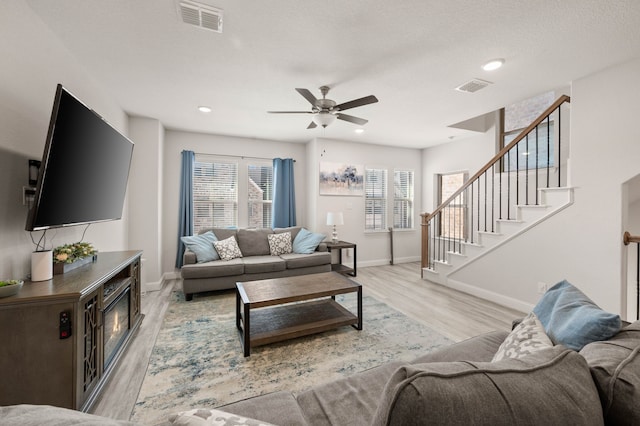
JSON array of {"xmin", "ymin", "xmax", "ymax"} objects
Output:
[
  {"xmin": 492, "ymin": 312, "xmax": 554, "ymax": 362},
  {"xmin": 268, "ymin": 232, "xmax": 293, "ymax": 256},
  {"xmin": 213, "ymin": 236, "xmax": 243, "ymax": 261}
]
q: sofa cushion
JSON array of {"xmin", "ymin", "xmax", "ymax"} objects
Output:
[
  {"xmin": 181, "ymin": 258, "xmax": 244, "ymax": 279},
  {"xmin": 0, "ymin": 404, "xmax": 135, "ymax": 425},
  {"xmin": 181, "ymin": 231, "xmax": 219, "ymax": 263},
  {"xmin": 533, "ymin": 279, "xmax": 621, "ymax": 351},
  {"xmin": 214, "ymin": 236, "xmax": 244, "ymax": 261},
  {"xmin": 220, "ymin": 391, "xmax": 309, "ymax": 426},
  {"xmin": 168, "ymin": 408, "xmax": 275, "ymax": 426},
  {"xmin": 235, "ymin": 228, "xmax": 273, "ymax": 256},
  {"xmin": 410, "ymin": 330, "xmax": 508, "ymax": 364},
  {"xmin": 274, "ymin": 226, "xmax": 302, "ymax": 242},
  {"xmin": 580, "ymin": 320, "xmax": 640, "ymax": 424},
  {"xmin": 492, "ymin": 312, "xmax": 553, "ymax": 362},
  {"xmin": 267, "ymin": 232, "xmax": 292, "ymax": 256},
  {"xmin": 280, "ymin": 251, "xmax": 331, "ymax": 269},
  {"xmin": 296, "ymin": 361, "xmax": 404, "ymax": 426},
  {"xmin": 292, "ymin": 228, "xmax": 326, "ymax": 254},
  {"xmin": 372, "ymin": 346, "xmax": 604, "ymax": 426},
  {"xmin": 243, "ymin": 256, "xmax": 286, "ymax": 274}
]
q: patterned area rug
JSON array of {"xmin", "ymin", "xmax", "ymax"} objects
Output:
[{"xmin": 131, "ymin": 289, "xmax": 453, "ymax": 425}]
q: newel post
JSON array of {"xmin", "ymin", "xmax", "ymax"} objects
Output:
[{"xmin": 420, "ymin": 213, "xmax": 430, "ymax": 277}]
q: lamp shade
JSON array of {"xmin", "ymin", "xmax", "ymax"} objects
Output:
[
  {"xmin": 313, "ymin": 112, "xmax": 337, "ymax": 128},
  {"xmin": 326, "ymin": 212, "xmax": 344, "ymax": 226}
]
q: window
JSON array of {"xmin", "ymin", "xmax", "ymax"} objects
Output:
[
  {"xmin": 501, "ymin": 91, "xmax": 555, "ymax": 171},
  {"xmin": 247, "ymin": 163, "xmax": 273, "ymax": 228},
  {"xmin": 393, "ymin": 170, "xmax": 414, "ymax": 229},
  {"xmin": 365, "ymin": 168, "xmax": 387, "ymax": 231},
  {"xmin": 193, "ymin": 156, "xmax": 238, "ymax": 233},
  {"xmin": 438, "ymin": 172, "xmax": 466, "ymax": 239},
  {"xmin": 193, "ymin": 155, "xmax": 273, "ymax": 234}
]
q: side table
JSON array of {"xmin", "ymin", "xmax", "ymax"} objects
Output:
[{"xmin": 325, "ymin": 240, "xmax": 357, "ymax": 277}]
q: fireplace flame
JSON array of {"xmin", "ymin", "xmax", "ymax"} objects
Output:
[{"xmin": 113, "ymin": 311, "xmax": 121, "ymax": 333}]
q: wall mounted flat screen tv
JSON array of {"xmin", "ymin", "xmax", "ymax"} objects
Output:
[{"xmin": 26, "ymin": 84, "xmax": 134, "ymax": 231}]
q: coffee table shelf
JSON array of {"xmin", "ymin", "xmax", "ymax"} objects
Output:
[
  {"xmin": 236, "ymin": 272, "xmax": 362, "ymax": 357},
  {"xmin": 244, "ymin": 299, "xmax": 358, "ymax": 348}
]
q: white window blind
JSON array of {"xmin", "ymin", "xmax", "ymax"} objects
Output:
[
  {"xmin": 193, "ymin": 155, "xmax": 238, "ymax": 233},
  {"xmin": 393, "ymin": 170, "xmax": 414, "ymax": 229},
  {"xmin": 247, "ymin": 163, "xmax": 273, "ymax": 228},
  {"xmin": 365, "ymin": 168, "xmax": 387, "ymax": 231}
]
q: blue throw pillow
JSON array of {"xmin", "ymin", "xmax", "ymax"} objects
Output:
[
  {"xmin": 292, "ymin": 228, "xmax": 326, "ymax": 254},
  {"xmin": 181, "ymin": 231, "xmax": 219, "ymax": 263},
  {"xmin": 532, "ymin": 279, "xmax": 621, "ymax": 351}
]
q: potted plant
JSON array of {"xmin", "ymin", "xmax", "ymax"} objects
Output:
[
  {"xmin": 53, "ymin": 242, "xmax": 97, "ymax": 275},
  {"xmin": 0, "ymin": 279, "xmax": 23, "ymax": 297}
]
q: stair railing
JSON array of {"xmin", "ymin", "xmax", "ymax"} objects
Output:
[
  {"xmin": 624, "ymin": 231, "xmax": 640, "ymax": 320},
  {"xmin": 421, "ymin": 95, "xmax": 571, "ymax": 276}
]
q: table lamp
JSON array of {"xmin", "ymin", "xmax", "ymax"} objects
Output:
[{"xmin": 326, "ymin": 212, "xmax": 344, "ymax": 243}]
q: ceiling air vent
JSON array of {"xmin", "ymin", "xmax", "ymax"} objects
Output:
[
  {"xmin": 178, "ymin": 1, "xmax": 223, "ymax": 33},
  {"xmin": 455, "ymin": 78, "xmax": 492, "ymax": 93}
]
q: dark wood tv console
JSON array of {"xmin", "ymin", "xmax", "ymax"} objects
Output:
[{"xmin": 0, "ymin": 250, "xmax": 143, "ymax": 412}]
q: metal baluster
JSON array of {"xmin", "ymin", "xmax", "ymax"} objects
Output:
[
  {"xmin": 491, "ymin": 164, "xmax": 495, "ymax": 232},
  {"xmin": 507, "ymin": 150, "xmax": 511, "ymax": 220},
  {"xmin": 546, "ymin": 116, "xmax": 550, "ymax": 189},
  {"xmin": 470, "ymin": 181, "xmax": 474, "ymax": 244},
  {"xmin": 499, "ymin": 156, "xmax": 503, "ymax": 220},
  {"xmin": 525, "ymin": 134, "xmax": 529, "ymax": 205},
  {"xmin": 536, "ymin": 126, "xmax": 538, "ymax": 206},
  {"xmin": 484, "ymin": 171, "xmax": 487, "ymax": 232},
  {"xmin": 516, "ymin": 139, "xmax": 519, "ymax": 206},
  {"xmin": 558, "ymin": 105, "xmax": 562, "ymax": 187}
]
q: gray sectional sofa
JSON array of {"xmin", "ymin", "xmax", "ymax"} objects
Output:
[
  {"xmin": 3, "ymin": 321, "xmax": 638, "ymax": 425},
  {"xmin": 180, "ymin": 227, "xmax": 331, "ymax": 301}
]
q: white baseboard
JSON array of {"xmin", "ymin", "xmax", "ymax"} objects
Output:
[
  {"xmin": 142, "ymin": 271, "xmax": 179, "ymax": 293},
  {"xmin": 445, "ymin": 278, "xmax": 534, "ymax": 314},
  {"xmin": 358, "ymin": 256, "xmax": 420, "ymax": 268}
]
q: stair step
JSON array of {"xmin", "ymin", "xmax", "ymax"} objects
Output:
[
  {"xmin": 496, "ymin": 219, "xmax": 524, "ymax": 234},
  {"xmin": 517, "ymin": 204, "xmax": 551, "ymax": 222}
]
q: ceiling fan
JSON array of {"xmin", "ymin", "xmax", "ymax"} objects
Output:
[{"xmin": 268, "ymin": 86, "xmax": 378, "ymax": 129}]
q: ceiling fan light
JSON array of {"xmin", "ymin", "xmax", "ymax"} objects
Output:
[{"xmin": 312, "ymin": 112, "xmax": 337, "ymax": 128}]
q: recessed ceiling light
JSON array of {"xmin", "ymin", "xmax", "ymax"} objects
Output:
[
  {"xmin": 198, "ymin": 106, "xmax": 212, "ymax": 113},
  {"xmin": 482, "ymin": 59, "xmax": 505, "ymax": 71},
  {"xmin": 354, "ymin": 129, "xmax": 364, "ymax": 134}
]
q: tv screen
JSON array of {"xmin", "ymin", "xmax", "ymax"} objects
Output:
[{"xmin": 26, "ymin": 85, "xmax": 134, "ymax": 231}]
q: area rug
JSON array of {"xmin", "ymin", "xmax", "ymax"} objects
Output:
[{"xmin": 131, "ymin": 289, "xmax": 453, "ymax": 424}]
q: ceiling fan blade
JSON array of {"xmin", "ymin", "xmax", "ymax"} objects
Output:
[
  {"xmin": 296, "ymin": 88, "xmax": 318, "ymax": 107},
  {"xmin": 307, "ymin": 121, "xmax": 317, "ymax": 129},
  {"xmin": 335, "ymin": 95, "xmax": 378, "ymax": 111},
  {"xmin": 267, "ymin": 111, "xmax": 312, "ymax": 114},
  {"xmin": 336, "ymin": 113, "xmax": 368, "ymax": 126}
]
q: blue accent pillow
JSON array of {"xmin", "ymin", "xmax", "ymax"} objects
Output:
[
  {"xmin": 533, "ymin": 279, "xmax": 621, "ymax": 351},
  {"xmin": 181, "ymin": 231, "xmax": 219, "ymax": 263},
  {"xmin": 292, "ymin": 228, "xmax": 326, "ymax": 254}
]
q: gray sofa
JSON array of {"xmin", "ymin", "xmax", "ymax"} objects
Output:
[
  {"xmin": 2, "ymin": 321, "xmax": 638, "ymax": 425},
  {"xmin": 180, "ymin": 227, "xmax": 331, "ymax": 301}
]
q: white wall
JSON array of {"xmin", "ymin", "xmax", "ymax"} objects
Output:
[
  {"xmin": 445, "ymin": 58, "xmax": 640, "ymax": 316},
  {"xmin": 421, "ymin": 118, "xmax": 497, "ymax": 214},
  {"xmin": 161, "ymin": 130, "xmax": 307, "ymax": 274},
  {"xmin": 0, "ymin": 1, "xmax": 129, "ymax": 280},
  {"xmin": 308, "ymin": 138, "xmax": 423, "ymax": 267},
  {"xmin": 128, "ymin": 117, "xmax": 164, "ymax": 287}
]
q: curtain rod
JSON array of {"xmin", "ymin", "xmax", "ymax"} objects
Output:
[{"xmin": 193, "ymin": 152, "xmax": 295, "ymax": 162}]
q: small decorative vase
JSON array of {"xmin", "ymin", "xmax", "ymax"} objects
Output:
[{"xmin": 31, "ymin": 250, "xmax": 53, "ymax": 281}]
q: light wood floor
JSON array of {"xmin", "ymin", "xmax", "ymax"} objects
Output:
[{"xmin": 90, "ymin": 261, "xmax": 524, "ymax": 420}]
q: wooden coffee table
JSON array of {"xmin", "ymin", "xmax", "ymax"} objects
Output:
[{"xmin": 235, "ymin": 272, "xmax": 362, "ymax": 357}]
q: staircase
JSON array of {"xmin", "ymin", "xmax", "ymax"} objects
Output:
[{"xmin": 421, "ymin": 95, "xmax": 572, "ymax": 283}]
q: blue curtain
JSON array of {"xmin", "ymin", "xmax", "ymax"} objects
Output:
[
  {"xmin": 175, "ymin": 150, "xmax": 195, "ymax": 268},
  {"xmin": 272, "ymin": 158, "xmax": 296, "ymax": 228}
]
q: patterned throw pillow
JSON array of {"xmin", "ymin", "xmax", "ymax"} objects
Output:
[
  {"xmin": 213, "ymin": 236, "xmax": 243, "ymax": 261},
  {"xmin": 492, "ymin": 312, "xmax": 554, "ymax": 362},
  {"xmin": 268, "ymin": 232, "xmax": 293, "ymax": 256},
  {"xmin": 168, "ymin": 408, "xmax": 276, "ymax": 425}
]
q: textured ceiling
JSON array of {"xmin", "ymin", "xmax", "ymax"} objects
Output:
[{"xmin": 24, "ymin": 0, "xmax": 640, "ymax": 148}]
